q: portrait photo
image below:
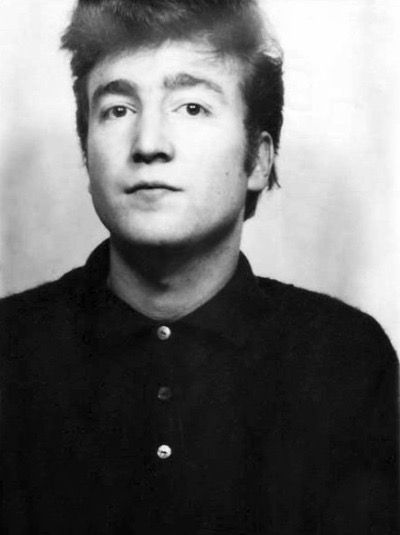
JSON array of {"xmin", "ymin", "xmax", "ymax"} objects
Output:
[{"xmin": 0, "ymin": 1, "xmax": 398, "ymax": 533}]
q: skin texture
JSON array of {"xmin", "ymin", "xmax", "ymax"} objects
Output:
[{"xmin": 85, "ymin": 40, "xmax": 273, "ymax": 319}]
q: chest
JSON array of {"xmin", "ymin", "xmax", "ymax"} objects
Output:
[{"xmin": 2, "ymin": 322, "xmax": 330, "ymax": 534}]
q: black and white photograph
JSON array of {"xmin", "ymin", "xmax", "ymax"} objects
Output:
[{"xmin": 0, "ymin": 1, "xmax": 399, "ymax": 532}]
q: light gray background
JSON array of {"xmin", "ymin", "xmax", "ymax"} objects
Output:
[{"xmin": 1, "ymin": 0, "xmax": 399, "ymax": 353}]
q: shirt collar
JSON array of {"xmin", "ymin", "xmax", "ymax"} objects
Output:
[{"xmin": 79, "ymin": 240, "xmax": 273, "ymax": 349}]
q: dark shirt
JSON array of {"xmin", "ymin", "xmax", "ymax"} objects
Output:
[{"xmin": 0, "ymin": 241, "xmax": 398, "ymax": 534}]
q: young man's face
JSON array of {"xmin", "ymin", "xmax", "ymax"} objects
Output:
[{"xmin": 86, "ymin": 40, "xmax": 269, "ymax": 249}]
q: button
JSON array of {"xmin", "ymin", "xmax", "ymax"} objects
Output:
[
  {"xmin": 157, "ymin": 444, "xmax": 172, "ymax": 459},
  {"xmin": 157, "ymin": 386, "xmax": 172, "ymax": 401},
  {"xmin": 156, "ymin": 325, "xmax": 171, "ymax": 341}
]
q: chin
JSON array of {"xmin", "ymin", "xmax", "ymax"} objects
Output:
[
  {"xmin": 111, "ymin": 226, "xmax": 193, "ymax": 251},
  {"xmin": 106, "ymin": 213, "xmax": 240, "ymax": 252}
]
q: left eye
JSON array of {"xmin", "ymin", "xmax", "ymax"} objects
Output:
[{"xmin": 182, "ymin": 103, "xmax": 208, "ymax": 116}]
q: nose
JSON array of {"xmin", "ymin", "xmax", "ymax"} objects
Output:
[{"xmin": 131, "ymin": 108, "xmax": 174, "ymax": 164}]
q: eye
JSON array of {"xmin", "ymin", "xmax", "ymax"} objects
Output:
[
  {"xmin": 182, "ymin": 103, "xmax": 209, "ymax": 116},
  {"xmin": 103, "ymin": 106, "xmax": 130, "ymax": 119}
]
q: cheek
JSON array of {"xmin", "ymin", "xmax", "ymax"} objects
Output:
[
  {"xmin": 180, "ymin": 125, "xmax": 246, "ymax": 172},
  {"xmin": 87, "ymin": 131, "xmax": 105, "ymax": 174},
  {"xmin": 202, "ymin": 138, "xmax": 248, "ymax": 189},
  {"xmin": 87, "ymin": 134, "xmax": 122, "ymax": 185},
  {"xmin": 87, "ymin": 120, "xmax": 127, "ymax": 163}
]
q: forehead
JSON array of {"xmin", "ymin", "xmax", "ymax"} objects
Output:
[{"xmin": 87, "ymin": 40, "xmax": 246, "ymax": 101}]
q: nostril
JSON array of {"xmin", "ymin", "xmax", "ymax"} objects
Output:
[{"xmin": 132, "ymin": 151, "xmax": 172, "ymax": 164}]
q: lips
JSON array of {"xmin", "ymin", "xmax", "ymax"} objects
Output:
[{"xmin": 126, "ymin": 181, "xmax": 181, "ymax": 194}]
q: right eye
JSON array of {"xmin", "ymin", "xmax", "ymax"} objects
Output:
[{"xmin": 103, "ymin": 106, "xmax": 130, "ymax": 119}]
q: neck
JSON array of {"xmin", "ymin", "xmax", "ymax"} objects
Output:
[{"xmin": 107, "ymin": 230, "xmax": 242, "ymax": 322}]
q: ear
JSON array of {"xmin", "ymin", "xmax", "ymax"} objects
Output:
[{"xmin": 247, "ymin": 132, "xmax": 274, "ymax": 192}]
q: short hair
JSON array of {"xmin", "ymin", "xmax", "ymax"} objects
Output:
[{"xmin": 61, "ymin": 0, "xmax": 284, "ymax": 219}]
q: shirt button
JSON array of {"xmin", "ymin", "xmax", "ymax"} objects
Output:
[
  {"xmin": 156, "ymin": 325, "xmax": 171, "ymax": 341},
  {"xmin": 157, "ymin": 386, "xmax": 172, "ymax": 401},
  {"xmin": 157, "ymin": 444, "xmax": 172, "ymax": 459}
]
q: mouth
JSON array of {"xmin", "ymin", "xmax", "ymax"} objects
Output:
[{"xmin": 126, "ymin": 182, "xmax": 181, "ymax": 194}]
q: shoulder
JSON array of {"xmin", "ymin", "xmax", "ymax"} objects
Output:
[
  {"xmin": 256, "ymin": 275, "xmax": 387, "ymax": 337},
  {"xmin": 0, "ymin": 266, "xmax": 86, "ymax": 331},
  {"xmin": 0, "ymin": 267, "xmax": 87, "ymax": 369},
  {"xmin": 255, "ymin": 276, "xmax": 397, "ymax": 371},
  {"xmin": 0, "ymin": 240, "xmax": 109, "ymax": 324},
  {"xmin": 256, "ymin": 275, "xmax": 369, "ymax": 323},
  {"xmin": 251, "ymin": 278, "xmax": 398, "ymax": 433}
]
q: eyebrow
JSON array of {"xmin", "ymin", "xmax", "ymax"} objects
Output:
[
  {"xmin": 90, "ymin": 72, "xmax": 225, "ymax": 109},
  {"xmin": 91, "ymin": 79, "xmax": 138, "ymax": 109},
  {"xmin": 163, "ymin": 73, "xmax": 225, "ymax": 97}
]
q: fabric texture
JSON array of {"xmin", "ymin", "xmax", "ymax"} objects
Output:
[{"xmin": 1, "ymin": 240, "xmax": 398, "ymax": 534}]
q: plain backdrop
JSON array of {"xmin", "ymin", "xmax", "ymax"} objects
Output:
[{"xmin": 1, "ymin": 0, "xmax": 399, "ymax": 354}]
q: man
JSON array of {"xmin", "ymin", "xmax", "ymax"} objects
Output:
[{"xmin": 0, "ymin": 0, "xmax": 398, "ymax": 533}]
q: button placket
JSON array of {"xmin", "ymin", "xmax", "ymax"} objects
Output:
[{"xmin": 153, "ymin": 324, "xmax": 178, "ymax": 462}]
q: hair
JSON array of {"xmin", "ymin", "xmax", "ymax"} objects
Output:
[{"xmin": 61, "ymin": 0, "xmax": 284, "ymax": 219}]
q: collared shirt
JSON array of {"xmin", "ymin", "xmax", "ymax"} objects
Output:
[{"xmin": 1, "ymin": 241, "xmax": 398, "ymax": 534}]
